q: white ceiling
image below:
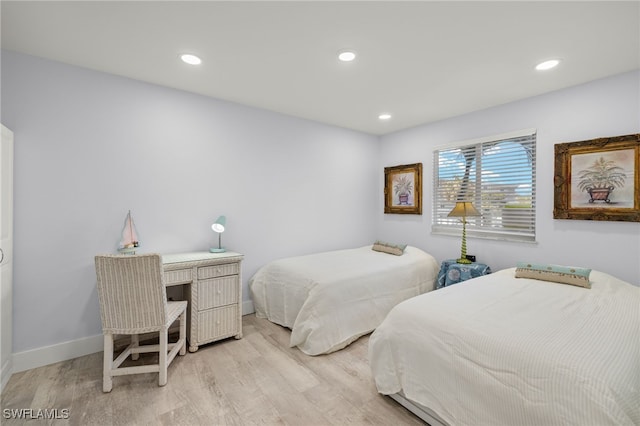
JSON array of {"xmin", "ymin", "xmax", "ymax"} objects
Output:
[{"xmin": 2, "ymin": 1, "xmax": 639, "ymax": 135}]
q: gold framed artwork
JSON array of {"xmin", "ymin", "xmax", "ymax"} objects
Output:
[
  {"xmin": 553, "ymin": 133, "xmax": 639, "ymax": 222},
  {"xmin": 384, "ymin": 163, "xmax": 422, "ymax": 214}
]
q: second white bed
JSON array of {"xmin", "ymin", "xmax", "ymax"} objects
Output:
[
  {"xmin": 369, "ymin": 268, "xmax": 640, "ymax": 425},
  {"xmin": 249, "ymin": 245, "xmax": 438, "ymax": 355}
]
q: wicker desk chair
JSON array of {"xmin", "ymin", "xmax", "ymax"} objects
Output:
[{"xmin": 95, "ymin": 253, "xmax": 188, "ymax": 392}]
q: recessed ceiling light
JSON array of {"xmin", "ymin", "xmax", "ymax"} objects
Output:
[
  {"xmin": 180, "ymin": 54, "xmax": 202, "ymax": 65},
  {"xmin": 535, "ymin": 59, "xmax": 560, "ymax": 71},
  {"xmin": 338, "ymin": 50, "xmax": 356, "ymax": 62},
  {"xmin": 378, "ymin": 113, "xmax": 392, "ymax": 120}
]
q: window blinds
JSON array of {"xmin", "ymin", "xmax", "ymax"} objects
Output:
[{"xmin": 432, "ymin": 129, "xmax": 537, "ymax": 242}]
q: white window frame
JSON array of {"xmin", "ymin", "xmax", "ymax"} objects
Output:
[{"xmin": 432, "ymin": 129, "xmax": 537, "ymax": 243}]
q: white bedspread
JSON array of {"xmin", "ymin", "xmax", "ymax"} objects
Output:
[
  {"xmin": 249, "ymin": 246, "xmax": 438, "ymax": 355},
  {"xmin": 369, "ymin": 268, "xmax": 640, "ymax": 426}
]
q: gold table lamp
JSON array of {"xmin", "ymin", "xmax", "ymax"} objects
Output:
[{"xmin": 447, "ymin": 201, "xmax": 480, "ymax": 264}]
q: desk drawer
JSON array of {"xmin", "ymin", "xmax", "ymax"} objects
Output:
[
  {"xmin": 197, "ymin": 263, "xmax": 239, "ymax": 279},
  {"xmin": 197, "ymin": 305, "xmax": 239, "ymax": 341},
  {"xmin": 198, "ymin": 276, "xmax": 239, "ymax": 309},
  {"xmin": 164, "ymin": 268, "xmax": 192, "ymax": 285}
]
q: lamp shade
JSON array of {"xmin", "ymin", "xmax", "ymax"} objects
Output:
[
  {"xmin": 447, "ymin": 202, "xmax": 480, "ymax": 218},
  {"xmin": 211, "ymin": 216, "xmax": 226, "ymax": 233}
]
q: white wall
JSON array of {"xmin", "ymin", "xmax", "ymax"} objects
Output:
[
  {"xmin": 2, "ymin": 49, "xmax": 638, "ymax": 372},
  {"xmin": 1, "ymin": 50, "xmax": 379, "ymax": 356},
  {"xmin": 378, "ymin": 70, "xmax": 640, "ymax": 285}
]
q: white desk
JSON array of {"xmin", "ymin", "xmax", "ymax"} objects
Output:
[{"xmin": 162, "ymin": 251, "xmax": 244, "ymax": 352}]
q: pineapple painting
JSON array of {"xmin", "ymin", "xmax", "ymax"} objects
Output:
[
  {"xmin": 384, "ymin": 163, "xmax": 422, "ymax": 214},
  {"xmin": 577, "ymin": 156, "xmax": 626, "ymax": 203},
  {"xmin": 393, "ymin": 173, "xmax": 414, "ymax": 205},
  {"xmin": 571, "ymin": 149, "xmax": 634, "ymax": 208}
]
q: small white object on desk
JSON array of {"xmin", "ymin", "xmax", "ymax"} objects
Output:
[{"xmin": 210, "ymin": 215, "xmax": 227, "ymax": 253}]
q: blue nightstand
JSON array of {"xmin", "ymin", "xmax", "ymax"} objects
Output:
[{"xmin": 437, "ymin": 259, "xmax": 491, "ymax": 289}]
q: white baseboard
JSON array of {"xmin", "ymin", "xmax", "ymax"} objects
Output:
[
  {"xmin": 12, "ymin": 334, "xmax": 104, "ymax": 374},
  {"xmin": 1, "ymin": 355, "xmax": 13, "ymax": 394},
  {"xmin": 10, "ymin": 300, "xmax": 256, "ymax": 375}
]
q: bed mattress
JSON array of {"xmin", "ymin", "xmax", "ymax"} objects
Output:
[{"xmin": 250, "ymin": 245, "xmax": 438, "ymax": 355}]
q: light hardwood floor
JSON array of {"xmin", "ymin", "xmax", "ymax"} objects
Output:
[{"xmin": 1, "ymin": 315, "xmax": 424, "ymax": 425}]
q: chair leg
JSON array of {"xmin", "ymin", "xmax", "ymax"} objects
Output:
[
  {"xmin": 103, "ymin": 334, "xmax": 113, "ymax": 393},
  {"xmin": 159, "ymin": 330, "xmax": 168, "ymax": 386},
  {"xmin": 179, "ymin": 310, "xmax": 186, "ymax": 356},
  {"xmin": 131, "ymin": 334, "xmax": 140, "ymax": 361}
]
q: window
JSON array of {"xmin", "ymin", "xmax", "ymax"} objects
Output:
[{"xmin": 432, "ymin": 129, "xmax": 536, "ymax": 242}]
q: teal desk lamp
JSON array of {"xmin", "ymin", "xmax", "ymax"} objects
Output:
[
  {"xmin": 210, "ymin": 215, "xmax": 226, "ymax": 253},
  {"xmin": 448, "ymin": 202, "xmax": 480, "ymax": 264}
]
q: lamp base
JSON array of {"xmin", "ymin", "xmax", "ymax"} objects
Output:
[
  {"xmin": 209, "ymin": 247, "xmax": 226, "ymax": 253},
  {"xmin": 456, "ymin": 257, "xmax": 473, "ymax": 264}
]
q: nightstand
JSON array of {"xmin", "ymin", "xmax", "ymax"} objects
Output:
[{"xmin": 436, "ymin": 259, "xmax": 491, "ymax": 289}]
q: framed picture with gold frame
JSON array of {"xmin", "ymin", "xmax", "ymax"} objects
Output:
[
  {"xmin": 553, "ymin": 133, "xmax": 639, "ymax": 222},
  {"xmin": 384, "ymin": 163, "xmax": 422, "ymax": 214}
]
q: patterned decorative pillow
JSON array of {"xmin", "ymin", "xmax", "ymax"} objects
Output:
[
  {"xmin": 515, "ymin": 262, "xmax": 591, "ymax": 288},
  {"xmin": 372, "ymin": 240, "xmax": 407, "ymax": 256}
]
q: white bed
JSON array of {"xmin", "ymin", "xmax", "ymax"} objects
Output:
[
  {"xmin": 369, "ymin": 267, "xmax": 640, "ymax": 426},
  {"xmin": 249, "ymin": 245, "xmax": 439, "ymax": 355}
]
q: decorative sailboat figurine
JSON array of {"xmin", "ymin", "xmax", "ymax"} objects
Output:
[{"xmin": 118, "ymin": 210, "xmax": 140, "ymax": 255}]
